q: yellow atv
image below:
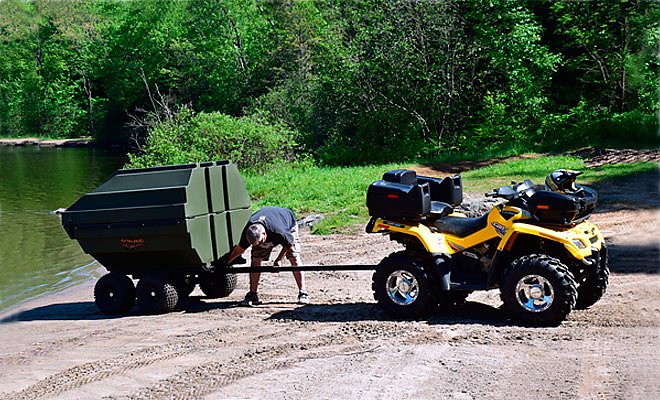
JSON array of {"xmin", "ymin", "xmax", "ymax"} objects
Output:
[{"xmin": 366, "ymin": 169, "xmax": 608, "ymax": 326}]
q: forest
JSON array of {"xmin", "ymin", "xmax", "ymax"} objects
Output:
[{"xmin": 0, "ymin": 0, "xmax": 658, "ymax": 168}]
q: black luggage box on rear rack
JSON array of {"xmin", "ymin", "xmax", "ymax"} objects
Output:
[
  {"xmin": 366, "ymin": 169, "xmax": 465, "ymax": 220},
  {"xmin": 366, "ymin": 180, "xmax": 431, "ymax": 219},
  {"xmin": 367, "ymin": 169, "xmax": 430, "ymax": 219}
]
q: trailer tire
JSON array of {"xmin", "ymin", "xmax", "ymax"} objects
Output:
[
  {"xmin": 136, "ymin": 273, "xmax": 179, "ymax": 314},
  {"xmin": 94, "ymin": 273, "xmax": 135, "ymax": 315},
  {"xmin": 500, "ymin": 254, "xmax": 577, "ymax": 326},
  {"xmin": 372, "ymin": 252, "xmax": 435, "ymax": 319},
  {"xmin": 199, "ymin": 273, "xmax": 237, "ymax": 299}
]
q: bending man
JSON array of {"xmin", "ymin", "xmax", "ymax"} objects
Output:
[{"xmin": 225, "ymin": 206, "xmax": 308, "ymax": 306}]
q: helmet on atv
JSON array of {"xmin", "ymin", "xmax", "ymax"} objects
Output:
[{"xmin": 545, "ymin": 169, "xmax": 582, "ymax": 193}]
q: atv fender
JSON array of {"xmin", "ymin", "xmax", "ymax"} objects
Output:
[
  {"xmin": 368, "ymin": 218, "xmax": 449, "ymax": 254},
  {"xmin": 497, "ymin": 221, "xmax": 604, "ymax": 262}
]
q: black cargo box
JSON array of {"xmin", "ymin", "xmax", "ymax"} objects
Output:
[
  {"xmin": 417, "ymin": 175, "xmax": 463, "ymax": 206},
  {"xmin": 366, "ymin": 180, "xmax": 431, "ymax": 218},
  {"xmin": 527, "ymin": 186, "xmax": 597, "ymax": 225}
]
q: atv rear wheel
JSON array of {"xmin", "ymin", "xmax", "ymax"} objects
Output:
[
  {"xmin": 575, "ymin": 250, "xmax": 609, "ymax": 309},
  {"xmin": 372, "ymin": 252, "xmax": 435, "ymax": 319},
  {"xmin": 94, "ymin": 273, "xmax": 136, "ymax": 315},
  {"xmin": 500, "ymin": 254, "xmax": 577, "ymax": 326}
]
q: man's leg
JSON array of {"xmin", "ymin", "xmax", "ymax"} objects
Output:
[
  {"xmin": 250, "ymin": 257, "xmax": 262, "ymax": 293},
  {"xmin": 248, "ymin": 242, "xmax": 273, "ymax": 295},
  {"xmin": 287, "ymin": 224, "xmax": 305, "ymax": 292},
  {"xmin": 241, "ymin": 255, "xmax": 265, "ymax": 306},
  {"xmin": 289, "ymin": 254, "xmax": 305, "ymax": 292}
]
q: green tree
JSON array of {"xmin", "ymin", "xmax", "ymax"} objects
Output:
[
  {"xmin": 547, "ymin": 0, "xmax": 660, "ymax": 114},
  {"xmin": 0, "ymin": 0, "xmax": 107, "ymax": 138}
]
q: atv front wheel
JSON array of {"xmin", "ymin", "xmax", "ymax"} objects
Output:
[
  {"xmin": 575, "ymin": 250, "xmax": 609, "ymax": 309},
  {"xmin": 500, "ymin": 254, "xmax": 577, "ymax": 326},
  {"xmin": 372, "ymin": 252, "xmax": 435, "ymax": 319}
]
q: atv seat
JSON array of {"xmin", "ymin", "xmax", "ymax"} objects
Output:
[
  {"xmin": 428, "ymin": 201, "xmax": 453, "ymax": 220},
  {"xmin": 431, "ymin": 214, "xmax": 489, "ymax": 238}
]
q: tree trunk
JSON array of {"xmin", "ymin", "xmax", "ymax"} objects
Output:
[{"xmin": 83, "ymin": 74, "xmax": 94, "ymax": 133}]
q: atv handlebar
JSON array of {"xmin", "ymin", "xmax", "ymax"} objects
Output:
[
  {"xmin": 486, "ymin": 179, "xmax": 537, "ymax": 200},
  {"xmin": 485, "ymin": 185, "xmax": 518, "ymax": 200}
]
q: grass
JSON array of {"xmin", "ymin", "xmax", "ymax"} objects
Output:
[
  {"xmin": 245, "ymin": 162, "xmax": 403, "ymax": 234},
  {"xmin": 245, "ymin": 156, "xmax": 658, "ymax": 234}
]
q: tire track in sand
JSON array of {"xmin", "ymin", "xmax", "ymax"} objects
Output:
[{"xmin": 2, "ymin": 326, "xmax": 285, "ymax": 400}]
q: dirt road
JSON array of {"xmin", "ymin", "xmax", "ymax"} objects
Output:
[{"xmin": 1, "ymin": 170, "xmax": 658, "ymax": 400}]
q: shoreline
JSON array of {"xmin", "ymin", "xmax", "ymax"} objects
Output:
[
  {"xmin": 0, "ymin": 264, "xmax": 104, "ymax": 321},
  {"xmin": 0, "ymin": 137, "xmax": 94, "ymax": 147},
  {"xmin": 0, "ymin": 275, "xmax": 97, "ymax": 322}
]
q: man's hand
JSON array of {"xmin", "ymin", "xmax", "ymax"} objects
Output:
[
  {"xmin": 232, "ymin": 255, "xmax": 247, "ymax": 265},
  {"xmin": 219, "ymin": 252, "xmax": 247, "ymax": 267}
]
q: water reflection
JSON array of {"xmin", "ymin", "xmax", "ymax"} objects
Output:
[{"xmin": 0, "ymin": 146, "xmax": 126, "ymax": 311}]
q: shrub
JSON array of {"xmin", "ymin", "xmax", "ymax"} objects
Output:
[
  {"xmin": 539, "ymin": 103, "xmax": 659, "ymax": 151},
  {"xmin": 127, "ymin": 107, "xmax": 299, "ymax": 172}
]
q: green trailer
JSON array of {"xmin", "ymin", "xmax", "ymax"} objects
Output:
[{"xmin": 61, "ymin": 161, "xmax": 251, "ymax": 315}]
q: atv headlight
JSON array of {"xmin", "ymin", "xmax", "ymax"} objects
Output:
[{"xmin": 572, "ymin": 239, "xmax": 587, "ymax": 249}]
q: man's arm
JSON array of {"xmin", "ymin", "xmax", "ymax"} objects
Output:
[{"xmin": 273, "ymin": 244, "xmax": 292, "ymax": 266}]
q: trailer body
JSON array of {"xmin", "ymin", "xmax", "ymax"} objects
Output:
[{"xmin": 61, "ymin": 161, "xmax": 251, "ymax": 314}]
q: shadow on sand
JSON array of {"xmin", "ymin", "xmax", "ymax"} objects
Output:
[
  {"xmin": 267, "ymin": 300, "xmax": 507, "ymax": 326},
  {"xmin": 0, "ymin": 296, "xmax": 236, "ymax": 323},
  {"xmin": 2, "ymin": 296, "xmax": 507, "ymax": 327}
]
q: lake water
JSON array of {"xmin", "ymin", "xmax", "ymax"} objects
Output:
[{"xmin": 0, "ymin": 146, "xmax": 127, "ymax": 311}]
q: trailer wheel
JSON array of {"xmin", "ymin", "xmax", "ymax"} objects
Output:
[
  {"xmin": 372, "ymin": 252, "xmax": 435, "ymax": 319},
  {"xmin": 500, "ymin": 254, "xmax": 577, "ymax": 326},
  {"xmin": 199, "ymin": 273, "xmax": 237, "ymax": 299},
  {"xmin": 94, "ymin": 273, "xmax": 136, "ymax": 315},
  {"xmin": 136, "ymin": 273, "xmax": 179, "ymax": 314}
]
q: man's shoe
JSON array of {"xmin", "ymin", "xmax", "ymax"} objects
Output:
[
  {"xmin": 297, "ymin": 291, "xmax": 309, "ymax": 305},
  {"xmin": 241, "ymin": 291, "xmax": 262, "ymax": 306}
]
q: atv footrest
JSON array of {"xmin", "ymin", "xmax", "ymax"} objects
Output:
[{"xmin": 449, "ymin": 283, "xmax": 488, "ymax": 291}]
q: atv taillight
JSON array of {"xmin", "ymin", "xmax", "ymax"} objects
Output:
[
  {"xmin": 536, "ymin": 204, "xmax": 550, "ymax": 210},
  {"xmin": 387, "ymin": 194, "xmax": 400, "ymax": 199}
]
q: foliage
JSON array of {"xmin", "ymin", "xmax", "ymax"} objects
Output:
[
  {"xmin": 126, "ymin": 107, "xmax": 297, "ymax": 173},
  {"xmin": 0, "ymin": 0, "xmax": 658, "ymax": 160}
]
